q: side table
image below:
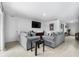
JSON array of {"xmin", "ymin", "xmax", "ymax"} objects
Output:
[{"xmin": 31, "ymin": 39, "xmax": 45, "ymax": 56}]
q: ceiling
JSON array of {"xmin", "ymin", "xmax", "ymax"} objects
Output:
[{"xmin": 1, "ymin": 2, "xmax": 79, "ymax": 22}]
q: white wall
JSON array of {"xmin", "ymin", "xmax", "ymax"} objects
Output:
[
  {"xmin": 16, "ymin": 17, "xmax": 43, "ymax": 33},
  {"xmin": 68, "ymin": 22, "xmax": 79, "ymax": 35},
  {"xmin": 5, "ymin": 15, "xmax": 44, "ymax": 42},
  {"xmin": 43, "ymin": 20, "xmax": 63, "ymax": 33},
  {"xmin": 0, "ymin": 8, "xmax": 1, "ymax": 49},
  {"xmin": 0, "ymin": 8, "xmax": 5, "ymax": 51},
  {"xmin": 5, "ymin": 15, "xmax": 17, "ymax": 42}
]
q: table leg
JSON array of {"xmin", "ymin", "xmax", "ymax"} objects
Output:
[
  {"xmin": 31, "ymin": 41, "xmax": 33, "ymax": 51},
  {"xmin": 43, "ymin": 41, "xmax": 45, "ymax": 52},
  {"xmin": 38, "ymin": 43, "xmax": 40, "ymax": 48},
  {"xmin": 35, "ymin": 42, "xmax": 37, "ymax": 56}
]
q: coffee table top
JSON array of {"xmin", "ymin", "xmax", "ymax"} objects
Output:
[{"xmin": 27, "ymin": 36, "xmax": 40, "ymax": 41}]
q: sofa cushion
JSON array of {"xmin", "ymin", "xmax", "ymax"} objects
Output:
[{"xmin": 43, "ymin": 36, "xmax": 54, "ymax": 41}]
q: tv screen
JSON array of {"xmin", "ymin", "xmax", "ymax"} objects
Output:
[{"xmin": 32, "ymin": 21, "xmax": 41, "ymax": 28}]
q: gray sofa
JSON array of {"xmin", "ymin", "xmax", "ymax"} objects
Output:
[
  {"xmin": 42, "ymin": 32, "xmax": 65, "ymax": 48},
  {"xmin": 19, "ymin": 31, "xmax": 40, "ymax": 50}
]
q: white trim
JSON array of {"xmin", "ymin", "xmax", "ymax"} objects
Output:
[{"xmin": 0, "ymin": 3, "xmax": 5, "ymax": 51}]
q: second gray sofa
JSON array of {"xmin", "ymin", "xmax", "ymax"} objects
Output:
[{"xmin": 42, "ymin": 32, "xmax": 65, "ymax": 48}]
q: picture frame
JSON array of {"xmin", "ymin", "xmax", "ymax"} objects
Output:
[{"xmin": 50, "ymin": 23, "xmax": 54, "ymax": 31}]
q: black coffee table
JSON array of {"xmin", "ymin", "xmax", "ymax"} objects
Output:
[{"xmin": 31, "ymin": 39, "xmax": 45, "ymax": 56}]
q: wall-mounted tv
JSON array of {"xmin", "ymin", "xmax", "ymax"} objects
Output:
[{"xmin": 32, "ymin": 21, "xmax": 41, "ymax": 28}]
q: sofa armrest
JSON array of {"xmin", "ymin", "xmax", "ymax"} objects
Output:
[{"xmin": 19, "ymin": 32, "xmax": 28, "ymax": 50}]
